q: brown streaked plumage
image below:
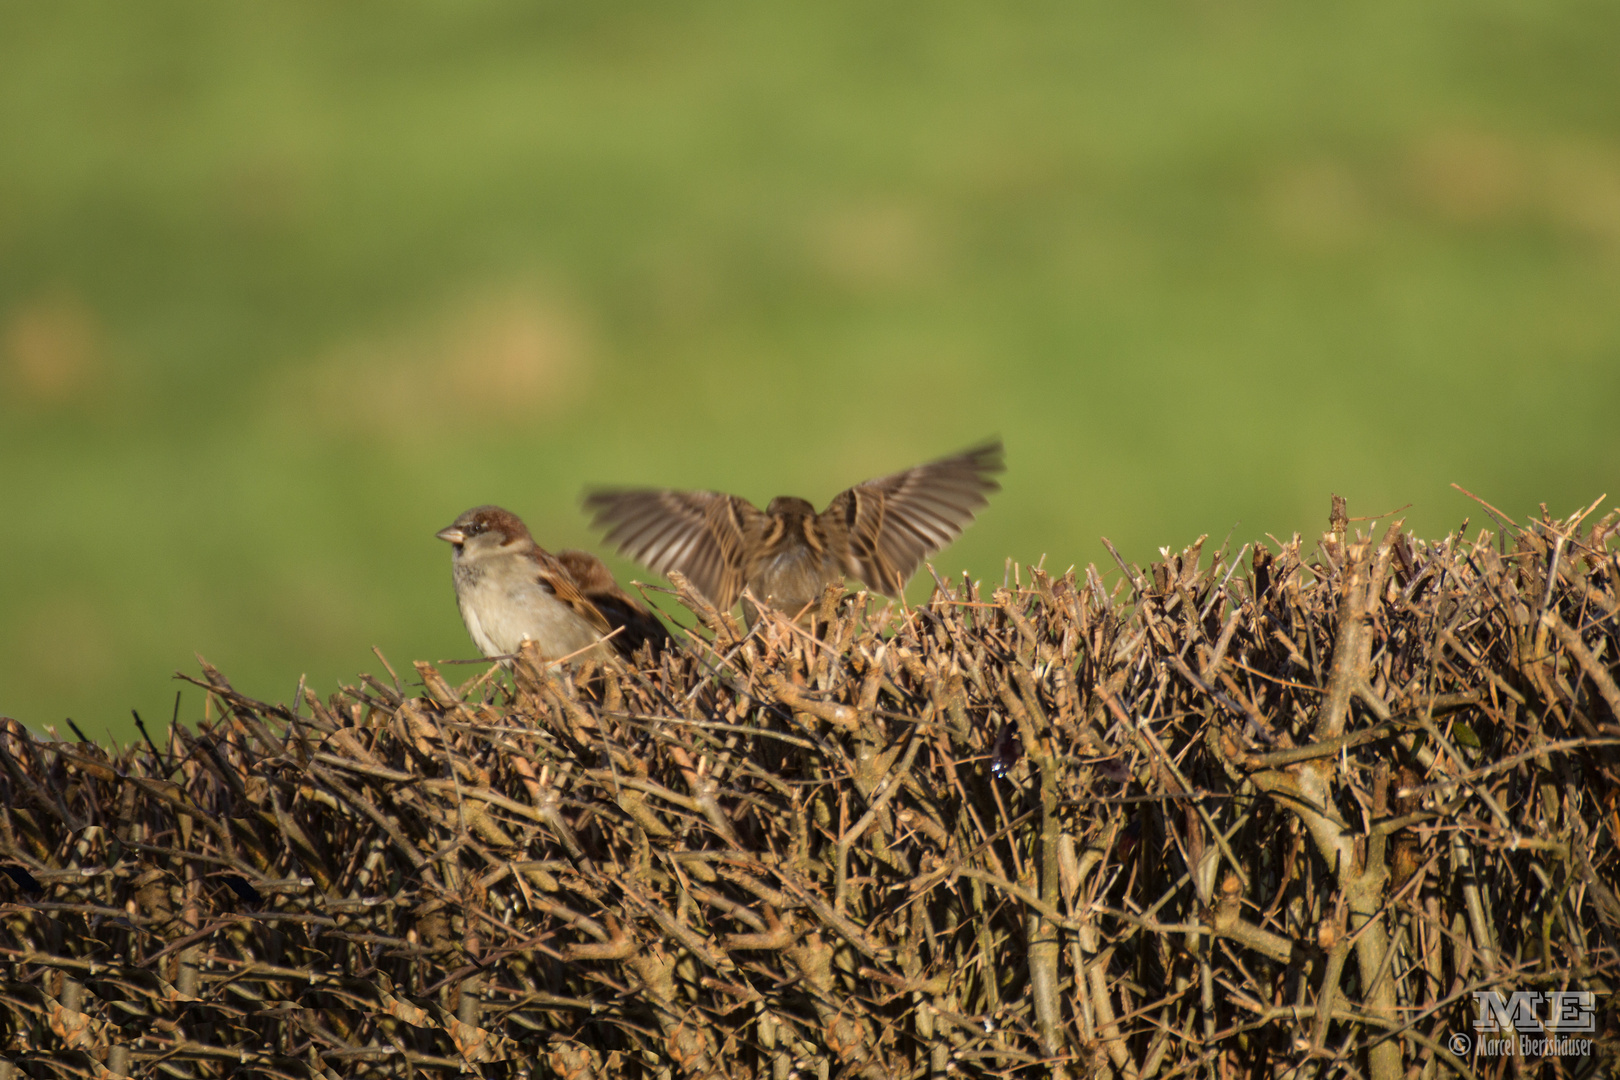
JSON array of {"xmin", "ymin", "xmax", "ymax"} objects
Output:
[
  {"xmin": 584, "ymin": 439, "xmax": 1003, "ymax": 621},
  {"xmin": 436, "ymin": 506, "xmax": 668, "ymax": 664},
  {"xmin": 553, "ymin": 548, "xmax": 671, "ymax": 658}
]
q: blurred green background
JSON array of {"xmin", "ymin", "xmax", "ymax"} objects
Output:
[{"xmin": 3, "ymin": 2, "xmax": 1619, "ymax": 744}]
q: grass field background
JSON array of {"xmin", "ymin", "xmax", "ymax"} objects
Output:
[{"xmin": 3, "ymin": 2, "xmax": 1619, "ymax": 744}]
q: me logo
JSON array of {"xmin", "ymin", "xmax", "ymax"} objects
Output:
[{"xmin": 1472, "ymin": 991, "xmax": 1595, "ymax": 1033}]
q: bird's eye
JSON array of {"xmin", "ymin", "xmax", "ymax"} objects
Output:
[{"xmin": 464, "ymin": 522, "xmax": 483, "ymax": 536}]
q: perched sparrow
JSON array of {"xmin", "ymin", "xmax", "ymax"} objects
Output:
[
  {"xmin": 584, "ymin": 439, "xmax": 1003, "ymax": 620},
  {"xmin": 436, "ymin": 505, "xmax": 668, "ymax": 664}
]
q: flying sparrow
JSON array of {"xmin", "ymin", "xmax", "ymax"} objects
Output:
[
  {"xmin": 436, "ymin": 505, "xmax": 669, "ymax": 664},
  {"xmin": 584, "ymin": 439, "xmax": 1003, "ymax": 621}
]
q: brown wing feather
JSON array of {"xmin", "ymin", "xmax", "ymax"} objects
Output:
[
  {"xmin": 554, "ymin": 549, "xmax": 672, "ymax": 658},
  {"xmin": 524, "ymin": 548, "xmax": 615, "ymax": 636},
  {"xmin": 583, "ymin": 489, "xmax": 761, "ymax": 611},
  {"xmin": 821, "ymin": 439, "xmax": 1003, "ymax": 596}
]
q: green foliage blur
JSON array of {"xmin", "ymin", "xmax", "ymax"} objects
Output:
[{"xmin": 3, "ymin": 2, "xmax": 1619, "ymax": 744}]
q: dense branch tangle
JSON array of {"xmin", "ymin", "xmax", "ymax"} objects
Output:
[{"xmin": 2, "ymin": 499, "xmax": 1618, "ymax": 1080}]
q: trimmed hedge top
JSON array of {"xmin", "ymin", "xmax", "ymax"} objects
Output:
[{"xmin": 2, "ymin": 499, "xmax": 1619, "ymax": 1079}]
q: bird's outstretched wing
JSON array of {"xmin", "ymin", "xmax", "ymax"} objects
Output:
[
  {"xmin": 554, "ymin": 549, "xmax": 672, "ymax": 659},
  {"xmin": 820, "ymin": 439, "xmax": 1003, "ymax": 597},
  {"xmin": 583, "ymin": 489, "xmax": 763, "ymax": 612}
]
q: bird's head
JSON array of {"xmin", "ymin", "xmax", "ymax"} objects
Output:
[
  {"xmin": 765, "ymin": 496, "xmax": 818, "ymax": 520},
  {"xmin": 436, "ymin": 505, "xmax": 534, "ymax": 563}
]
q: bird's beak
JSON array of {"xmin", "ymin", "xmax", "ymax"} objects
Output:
[{"xmin": 436, "ymin": 526, "xmax": 466, "ymax": 545}]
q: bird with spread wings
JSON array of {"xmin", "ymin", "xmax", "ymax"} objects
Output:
[{"xmin": 584, "ymin": 440, "xmax": 1003, "ymax": 622}]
